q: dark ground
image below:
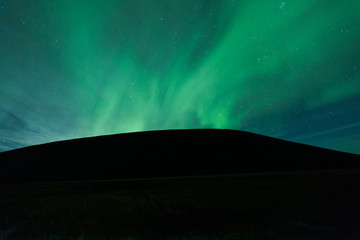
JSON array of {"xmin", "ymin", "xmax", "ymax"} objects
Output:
[
  {"xmin": 1, "ymin": 130, "xmax": 360, "ymax": 239},
  {"xmin": 1, "ymin": 169, "xmax": 360, "ymax": 240}
]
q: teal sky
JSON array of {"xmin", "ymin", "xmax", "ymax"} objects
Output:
[{"xmin": 1, "ymin": 0, "xmax": 360, "ymax": 154}]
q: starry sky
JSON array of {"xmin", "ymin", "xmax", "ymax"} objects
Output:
[{"xmin": 1, "ymin": 0, "xmax": 360, "ymax": 154}]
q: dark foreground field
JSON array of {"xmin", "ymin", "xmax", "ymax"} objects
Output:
[{"xmin": 1, "ymin": 169, "xmax": 360, "ymax": 240}]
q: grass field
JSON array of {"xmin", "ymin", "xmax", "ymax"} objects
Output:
[{"xmin": 1, "ymin": 169, "xmax": 360, "ymax": 239}]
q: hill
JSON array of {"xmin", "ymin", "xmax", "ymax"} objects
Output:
[{"xmin": 0, "ymin": 129, "xmax": 359, "ymax": 183}]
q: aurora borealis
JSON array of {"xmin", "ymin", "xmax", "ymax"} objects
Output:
[{"xmin": 1, "ymin": 0, "xmax": 360, "ymax": 154}]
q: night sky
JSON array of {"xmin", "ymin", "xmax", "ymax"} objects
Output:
[{"xmin": 1, "ymin": 0, "xmax": 360, "ymax": 154}]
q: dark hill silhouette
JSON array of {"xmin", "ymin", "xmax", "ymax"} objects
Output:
[{"xmin": 0, "ymin": 129, "xmax": 359, "ymax": 183}]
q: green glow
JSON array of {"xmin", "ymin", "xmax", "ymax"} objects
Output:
[{"xmin": 1, "ymin": 0, "xmax": 360, "ymax": 153}]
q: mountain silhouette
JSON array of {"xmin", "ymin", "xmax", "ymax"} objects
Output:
[{"xmin": 0, "ymin": 129, "xmax": 359, "ymax": 183}]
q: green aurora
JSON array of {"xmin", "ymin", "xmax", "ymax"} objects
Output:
[{"xmin": 1, "ymin": 0, "xmax": 360, "ymax": 153}]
